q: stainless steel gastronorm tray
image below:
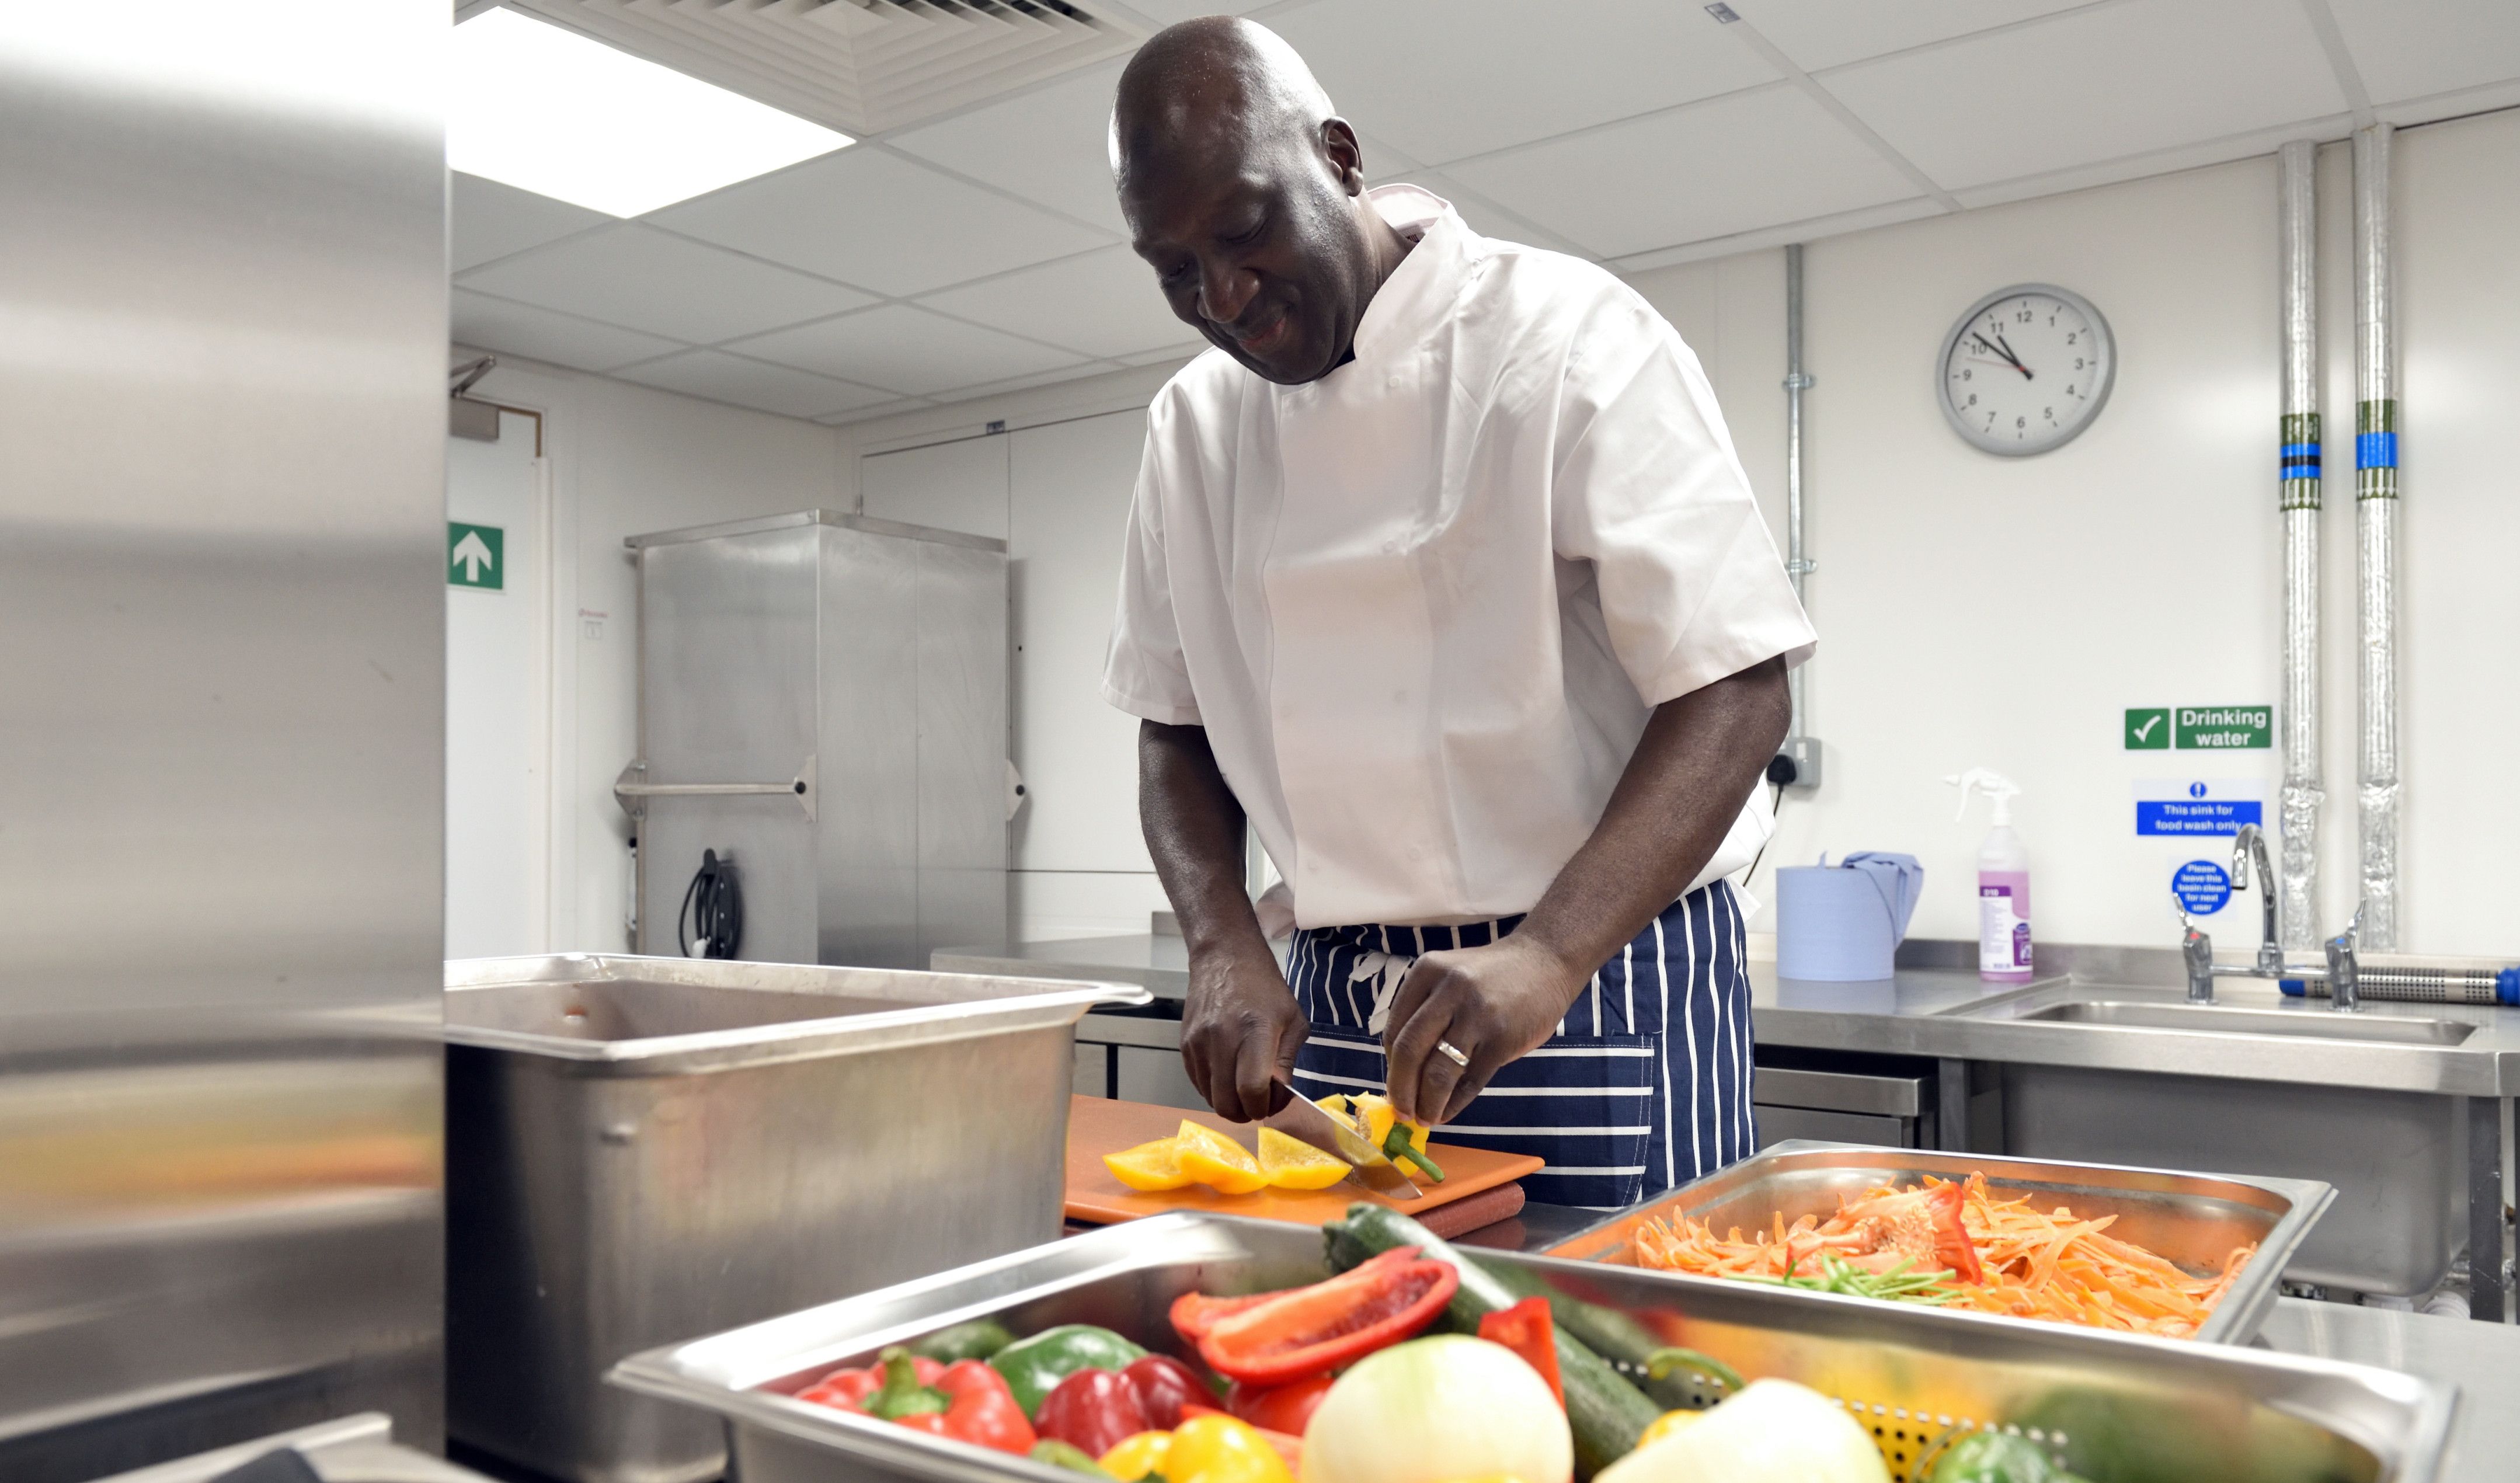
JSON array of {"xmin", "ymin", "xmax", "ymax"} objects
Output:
[
  {"xmin": 611, "ymin": 1212, "xmax": 2452, "ymax": 1483},
  {"xmin": 1547, "ymin": 1140, "xmax": 2335, "ymax": 1345}
]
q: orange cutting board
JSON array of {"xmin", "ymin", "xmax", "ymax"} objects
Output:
[{"xmin": 1064, "ymin": 1095, "xmax": 1541, "ymax": 1227}]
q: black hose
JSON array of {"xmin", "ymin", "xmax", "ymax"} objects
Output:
[{"xmin": 677, "ymin": 848, "xmax": 742, "ymax": 959}]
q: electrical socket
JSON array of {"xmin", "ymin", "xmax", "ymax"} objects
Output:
[{"xmin": 1770, "ymin": 736, "xmax": 1823, "ymax": 791}]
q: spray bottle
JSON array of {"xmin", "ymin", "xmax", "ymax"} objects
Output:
[{"xmin": 1945, "ymin": 768, "xmax": 2031, "ymax": 982}]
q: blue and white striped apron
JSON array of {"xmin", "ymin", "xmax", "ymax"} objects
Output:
[{"xmin": 1287, "ymin": 881, "xmax": 1757, "ymax": 1210}]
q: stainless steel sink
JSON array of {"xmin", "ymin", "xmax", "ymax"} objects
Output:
[
  {"xmin": 1948, "ymin": 981, "xmax": 2470, "ymax": 1296},
  {"xmin": 2016, "ymin": 998, "xmax": 2476, "ymax": 1044}
]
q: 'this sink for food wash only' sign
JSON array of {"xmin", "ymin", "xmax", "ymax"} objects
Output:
[
  {"xmin": 2123, "ymin": 705, "xmax": 2271, "ymax": 750},
  {"xmin": 2133, "ymin": 778, "xmax": 2267, "ymax": 836}
]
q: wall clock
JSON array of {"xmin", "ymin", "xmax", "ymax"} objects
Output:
[{"xmin": 1937, "ymin": 284, "xmax": 2115, "ymax": 455}]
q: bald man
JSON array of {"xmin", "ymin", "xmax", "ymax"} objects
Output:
[{"xmin": 1100, "ymin": 19, "xmax": 1815, "ymax": 1208}]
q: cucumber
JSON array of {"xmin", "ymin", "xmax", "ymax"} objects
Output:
[{"xmin": 1323, "ymin": 1204, "xmax": 1662, "ymax": 1479}]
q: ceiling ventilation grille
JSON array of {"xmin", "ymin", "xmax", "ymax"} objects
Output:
[{"xmin": 502, "ymin": 0, "xmax": 1144, "ymax": 138}]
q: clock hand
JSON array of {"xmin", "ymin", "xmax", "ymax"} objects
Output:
[
  {"xmin": 1990, "ymin": 331, "xmax": 2034, "ymax": 380},
  {"xmin": 1968, "ymin": 332, "xmax": 2032, "ymax": 380}
]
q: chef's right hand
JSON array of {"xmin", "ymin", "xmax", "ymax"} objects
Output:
[{"xmin": 1179, "ymin": 941, "xmax": 1307, "ymax": 1123}]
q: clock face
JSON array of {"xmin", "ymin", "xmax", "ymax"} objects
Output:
[{"xmin": 1937, "ymin": 285, "xmax": 2115, "ymax": 455}]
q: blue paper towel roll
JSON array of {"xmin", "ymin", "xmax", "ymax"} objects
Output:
[{"xmin": 1776, "ymin": 852, "xmax": 1924, "ymax": 981}]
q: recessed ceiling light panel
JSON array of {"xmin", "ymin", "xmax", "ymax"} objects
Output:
[{"xmin": 450, "ymin": 8, "xmax": 851, "ymax": 218}]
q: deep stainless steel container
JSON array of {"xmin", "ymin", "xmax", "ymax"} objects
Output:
[
  {"xmin": 444, "ymin": 953, "xmax": 1147, "ymax": 1483},
  {"xmin": 1547, "ymin": 1141, "xmax": 2333, "ymax": 1344},
  {"xmin": 612, "ymin": 1212, "xmax": 2453, "ymax": 1483}
]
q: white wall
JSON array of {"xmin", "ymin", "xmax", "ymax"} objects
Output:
[
  {"xmin": 1629, "ymin": 109, "xmax": 2520, "ymax": 956},
  {"xmin": 812, "ymin": 107, "xmax": 2520, "ymax": 958},
  {"xmin": 453, "ymin": 350, "xmax": 846, "ymax": 953}
]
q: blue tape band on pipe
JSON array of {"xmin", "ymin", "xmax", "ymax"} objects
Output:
[
  {"xmin": 2357, "ymin": 431, "xmax": 2399, "ymax": 468},
  {"xmin": 2499, "ymin": 968, "xmax": 2520, "ymax": 1007},
  {"xmin": 2279, "ymin": 443, "xmax": 2321, "ymax": 458}
]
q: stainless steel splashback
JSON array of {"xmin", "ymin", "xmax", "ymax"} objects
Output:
[
  {"xmin": 0, "ymin": 3, "xmax": 447, "ymax": 1477},
  {"xmin": 624, "ymin": 512, "xmax": 1010, "ymax": 970}
]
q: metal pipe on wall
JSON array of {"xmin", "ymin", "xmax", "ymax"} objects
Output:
[
  {"xmin": 2354, "ymin": 124, "xmax": 2401, "ymax": 949},
  {"xmin": 1780, "ymin": 242, "xmax": 1818, "ymax": 787},
  {"xmin": 2277, "ymin": 140, "xmax": 2324, "ymax": 950}
]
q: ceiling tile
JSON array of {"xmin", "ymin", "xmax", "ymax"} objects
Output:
[
  {"xmin": 648, "ymin": 148, "xmax": 1113, "ymax": 298},
  {"xmin": 889, "ymin": 62, "xmax": 1131, "ymax": 236},
  {"xmin": 2325, "ymin": 0, "xmax": 2520, "ymax": 106},
  {"xmin": 1822, "ymin": 0, "xmax": 2347, "ymax": 190},
  {"xmin": 1266, "ymin": 0, "xmax": 1776, "ymax": 167},
  {"xmin": 730, "ymin": 304, "xmax": 1091, "ymax": 397},
  {"xmin": 1111, "ymin": 0, "xmax": 1275, "ymax": 25},
  {"xmin": 1119, "ymin": 343, "xmax": 1209, "ymax": 368},
  {"xmin": 456, "ymin": 225, "xmax": 873, "ymax": 343},
  {"xmin": 614, "ymin": 350, "xmax": 896, "ymax": 420},
  {"xmin": 928, "ymin": 364, "xmax": 1123, "ymax": 405},
  {"xmin": 451, "ymin": 172, "xmax": 609, "ymax": 272},
  {"xmin": 1728, "ymin": 0, "xmax": 2094, "ymax": 75},
  {"xmin": 1446, "ymin": 85, "xmax": 1920, "ymax": 257},
  {"xmin": 815, "ymin": 399, "xmax": 931, "ymax": 427},
  {"xmin": 450, "ymin": 289, "xmax": 683, "ymax": 372},
  {"xmin": 916, "ymin": 246, "xmax": 1191, "ymax": 358}
]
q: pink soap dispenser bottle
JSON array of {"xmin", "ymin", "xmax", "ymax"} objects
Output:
[{"xmin": 1945, "ymin": 768, "xmax": 2032, "ymax": 983}]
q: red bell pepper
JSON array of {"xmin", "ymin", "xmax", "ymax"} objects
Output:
[
  {"xmin": 1475, "ymin": 1296, "xmax": 1565, "ymax": 1408},
  {"xmin": 1174, "ymin": 1246, "xmax": 1459, "ymax": 1385},
  {"xmin": 1120, "ymin": 1354, "xmax": 1207, "ymax": 1430},
  {"xmin": 1223, "ymin": 1372, "xmax": 1335, "ymax": 1435},
  {"xmin": 796, "ymin": 1348, "xmax": 1036, "ymax": 1455},
  {"xmin": 1035, "ymin": 1368, "xmax": 1152, "ymax": 1458}
]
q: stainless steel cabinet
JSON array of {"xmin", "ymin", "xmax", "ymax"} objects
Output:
[{"xmin": 622, "ymin": 513, "xmax": 1009, "ymax": 969}]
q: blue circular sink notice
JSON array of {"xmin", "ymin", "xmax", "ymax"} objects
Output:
[{"xmin": 2174, "ymin": 859, "xmax": 2232, "ymax": 914}]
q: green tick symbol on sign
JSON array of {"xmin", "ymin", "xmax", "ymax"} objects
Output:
[
  {"xmin": 2125, "ymin": 708, "xmax": 2170, "ymax": 750},
  {"xmin": 448, "ymin": 522, "xmax": 502, "ymax": 590}
]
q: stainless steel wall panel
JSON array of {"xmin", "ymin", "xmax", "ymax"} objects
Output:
[
  {"xmin": 816, "ymin": 525, "xmax": 925, "ymax": 968},
  {"xmin": 639, "ymin": 530, "xmax": 820, "ymax": 783},
  {"xmin": 914, "ymin": 539, "xmax": 1011, "ymax": 960},
  {"xmin": 0, "ymin": 2, "xmax": 445, "ymax": 1473},
  {"xmin": 640, "ymin": 797, "xmax": 819, "ymax": 966}
]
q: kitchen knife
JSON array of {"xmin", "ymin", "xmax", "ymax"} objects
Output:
[{"xmin": 1263, "ymin": 1074, "xmax": 1422, "ymax": 1200}]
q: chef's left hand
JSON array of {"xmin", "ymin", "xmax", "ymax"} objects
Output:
[{"xmin": 1380, "ymin": 935, "xmax": 1584, "ymax": 1125}]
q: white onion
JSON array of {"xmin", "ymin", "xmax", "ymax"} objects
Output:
[
  {"xmin": 1300, "ymin": 1334, "xmax": 1573, "ymax": 1483},
  {"xmin": 1595, "ymin": 1379, "xmax": 1889, "ymax": 1483}
]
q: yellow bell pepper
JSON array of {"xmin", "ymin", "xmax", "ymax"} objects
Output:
[
  {"xmin": 1636, "ymin": 1409, "xmax": 1703, "ymax": 1450},
  {"xmin": 1345, "ymin": 1093, "xmax": 1445, "ymax": 1181},
  {"xmin": 1165, "ymin": 1414, "xmax": 1293, "ymax": 1483},
  {"xmin": 1100, "ymin": 1416, "xmax": 1290, "ymax": 1483},
  {"xmin": 1099, "ymin": 1430, "xmax": 1172, "ymax": 1482}
]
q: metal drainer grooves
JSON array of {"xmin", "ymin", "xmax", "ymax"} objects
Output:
[{"xmin": 1830, "ymin": 1397, "xmax": 2072, "ymax": 1483}]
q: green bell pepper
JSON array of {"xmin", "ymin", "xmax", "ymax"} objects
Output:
[
  {"xmin": 987, "ymin": 1324, "xmax": 1147, "ymax": 1417},
  {"xmin": 911, "ymin": 1318, "xmax": 1017, "ymax": 1364},
  {"xmin": 1928, "ymin": 1430, "xmax": 2092, "ymax": 1483}
]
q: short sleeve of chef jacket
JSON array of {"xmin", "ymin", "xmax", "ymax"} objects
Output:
[
  {"xmin": 1551, "ymin": 285, "xmax": 1815, "ymax": 704},
  {"xmin": 1101, "ymin": 427, "xmax": 1200, "ymax": 726}
]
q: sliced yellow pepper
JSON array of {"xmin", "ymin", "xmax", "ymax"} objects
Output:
[
  {"xmin": 1102, "ymin": 1136, "xmax": 1191, "ymax": 1192},
  {"xmin": 1256, "ymin": 1126, "xmax": 1350, "ymax": 1190},
  {"xmin": 1346, "ymin": 1092, "xmax": 1444, "ymax": 1181},
  {"xmin": 1173, "ymin": 1121, "xmax": 1268, "ymax": 1195}
]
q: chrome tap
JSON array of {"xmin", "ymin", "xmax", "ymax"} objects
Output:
[
  {"xmin": 2177, "ymin": 898, "xmax": 2216, "ymax": 1004},
  {"xmin": 2326, "ymin": 903, "xmax": 2364, "ymax": 1012},
  {"xmin": 2230, "ymin": 823, "xmax": 2282, "ymax": 974}
]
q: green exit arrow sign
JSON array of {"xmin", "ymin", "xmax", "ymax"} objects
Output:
[{"xmin": 448, "ymin": 521, "xmax": 502, "ymax": 590}]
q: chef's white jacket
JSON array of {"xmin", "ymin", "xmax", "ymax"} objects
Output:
[{"xmin": 1102, "ymin": 186, "xmax": 1815, "ymax": 934}]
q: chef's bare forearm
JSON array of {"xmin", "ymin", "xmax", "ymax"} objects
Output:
[
  {"xmin": 1511, "ymin": 657, "xmax": 1792, "ymax": 995},
  {"xmin": 1138, "ymin": 720, "xmax": 1275, "ymax": 963}
]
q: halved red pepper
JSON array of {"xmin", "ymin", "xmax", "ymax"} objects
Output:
[
  {"xmin": 1174, "ymin": 1246, "xmax": 1458, "ymax": 1385},
  {"xmin": 1120, "ymin": 1354, "xmax": 1207, "ymax": 1430},
  {"xmin": 1475, "ymin": 1296, "xmax": 1564, "ymax": 1408},
  {"xmin": 1035, "ymin": 1367, "xmax": 1152, "ymax": 1458},
  {"xmin": 796, "ymin": 1348, "xmax": 1036, "ymax": 1455},
  {"xmin": 1223, "ymin": 1371, "xmax": 1335, "ymax": 1435}
]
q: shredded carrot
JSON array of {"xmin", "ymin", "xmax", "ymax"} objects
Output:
[{"xmin": 1628, "ymin": 1172, "xmax": 2256, "ymax": 1339}]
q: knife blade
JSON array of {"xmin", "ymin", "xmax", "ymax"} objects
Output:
[{"xmin": 1262, "ymin": 1074, "xmax": 1423, "ymax": 1200}]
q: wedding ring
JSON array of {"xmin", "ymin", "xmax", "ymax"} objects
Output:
[{"xmin": 1435, "ymin": 1039, "xmax": 1471, "ymax": 1068}]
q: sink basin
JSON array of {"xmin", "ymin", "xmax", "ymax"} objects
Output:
[{"xmin": 2018, "ymin": 998, "xmax": 2475, "ymax": 1044}]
